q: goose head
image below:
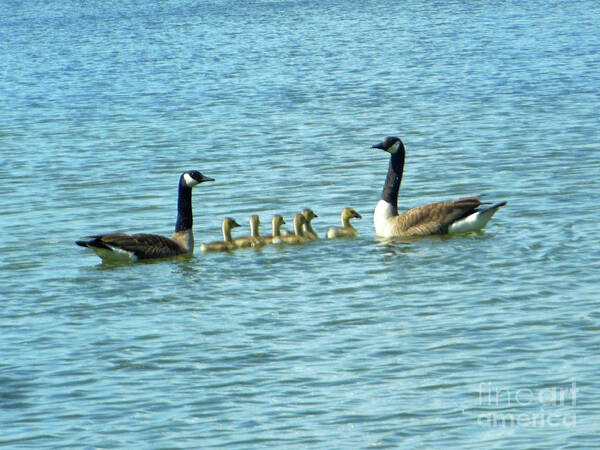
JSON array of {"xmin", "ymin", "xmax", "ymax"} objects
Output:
[
  {"xmin": 371, "ymin": 136, "xmax": 405, "ymax": 155},
  {"xmin": 182, "ymin": 170, "xmax": 215, "ymax": 187},
  {"xmin": 272, "ymin": 215, "xmax": 286, "ymax": 229},
  {"xmin": 222, "ymin": 217, "xmax": 241, "ymax": 241},
  {"xmin": 223, "ymin": 217, "xmax": 241, "ymax": 232},
  {"xmin": 301, "ymin": 208, "xmax": 318, "ymax": 222},
  {"xmin": 342, "ymin": 208, "xmax": 362, "ymax": 221}
]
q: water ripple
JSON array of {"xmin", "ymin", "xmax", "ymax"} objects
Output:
[{"xmin": 2, "ymin": 0, "xmax": 599, "ymax": 448}]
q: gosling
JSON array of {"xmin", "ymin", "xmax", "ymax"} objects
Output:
[
  {"xmin": 263, "ymin": 215, "xmax": 286, "ymax": 244},
  {"xmin": 273, "ymin": 214, "xmax": 309, "ymax": 244},
  {"xmin": 301, "ymin": 208, "xmax": 319, "ymax": 240},
  {"xmin": 200, "ymin": 218, "xmax": 241, "ymax": 252},
  {"xmin": 233, "ymin": 214, "xmax": 266, "ymax": 248},
  {"xmin": 326, "ymin": 208, "xmax": 362, "ymax": 239}
]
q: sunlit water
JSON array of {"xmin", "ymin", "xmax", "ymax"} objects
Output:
[{"xmin": 1, "ymin": 0, "xmax": 599, "ymax": 447}]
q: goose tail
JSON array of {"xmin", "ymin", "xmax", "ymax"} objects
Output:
[
  {"xmin": 75, "ymin": 236, "xmax": 111, "ymax": 250},
  {"xmin": 448, "ymin": 201, "xmax": 507, "ymax": 234},
  {"xmin": 479, "ymin": 201, "xmax": 507, "ymax": 215}
]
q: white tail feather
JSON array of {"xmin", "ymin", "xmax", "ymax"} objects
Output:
[{"xmin": 448, "ymin": 202, "xmax": 505, "ymax": 234}]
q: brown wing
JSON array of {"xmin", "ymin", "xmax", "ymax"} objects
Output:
[
  {"xmin": 89, "ymin": 233, "xmax": 184, "ymax": 259},
  {"xmin": 397, "ymin": 196, "xmax": 482, "ymax": 236}
]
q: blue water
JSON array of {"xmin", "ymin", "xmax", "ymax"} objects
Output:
[{"xmin": 1, "ymin": 0, "xmax": 599, "ymax": 447}]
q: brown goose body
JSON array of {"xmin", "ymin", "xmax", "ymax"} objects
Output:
[
  {"xmin": 378, "ymin": 196, "xmax": 488, "ymax": 237},
  {"xmin": 372, "ymin": 137, "xmax": 506, "ymax": 238},
  {"xmin": 77, "ymin": 232, "xmax": 189, "ymax": 261},
  {"xmin": 76, "ymin": 171, "xmax": 214, "ymax": 262}
]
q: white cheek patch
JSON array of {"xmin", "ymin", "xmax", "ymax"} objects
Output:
[
  {"xmin": 183, "ymin": 173, "xmax": 199, "ymax": 187},
  {"xmin": 389, "ymin": 141, "xmax": 400, "ymax": 154}
]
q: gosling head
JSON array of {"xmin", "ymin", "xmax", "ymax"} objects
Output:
[
  {"xmin": 272, "ymin": 215, "xmax": 286, "ymax": 227},
  {"xmin": 301, "ymin": 208, "xmax": 318, "ymax": 222},
  {"xmin": 342, "ymin": 208, "xmax": 362, "ymax": 220},
  {"xmin": 223, "ymin": 217, "xmax": 241, "ymax": 230},
  {"xmin": 371, "ymin": 136, "xmax": 405, "ymax": 155},
  {"xmin": 182, "ymin": 170, "xmax": 215, "ymax": 187}
]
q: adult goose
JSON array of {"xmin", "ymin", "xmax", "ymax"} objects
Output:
[
  {"xmin": 326, "ymin": 208, "xmax": 362, "ymax": 239},
  {"xmin": 200, "ymin": 218, "xmax": 241, "ymax": 253},
  {"xmin": 371, "ymin": 136, "xmax": 506, "ymax": 238},
  {"xmin": 76, "ymin": 170, "xmax": 214, "ymax": 261}
]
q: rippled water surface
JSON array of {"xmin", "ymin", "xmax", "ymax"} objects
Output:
[{"xmin": 1, "ymin": 0, "xmax": 599, "ymax": 447}]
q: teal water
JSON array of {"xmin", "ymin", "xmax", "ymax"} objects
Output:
[{"xmin": 1, "ymin": 0, "xmax": 599, "ymax": 447}]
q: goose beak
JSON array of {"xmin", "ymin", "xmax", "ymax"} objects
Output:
[
  {"xmin": 371, "ymin": 142, "xmax": 386, "ymax": 150},
  {"xmin": 201, "ymin": 175, "xmax": 215, "ymax": 182}
]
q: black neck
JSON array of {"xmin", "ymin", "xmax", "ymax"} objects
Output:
[
  {"xmin": 381, "ymin": 150, "xmax": 405, "ymax": 211},
  {"xmin": 175, "ymin": 178, "xmax": 193, "ymax": 232}
]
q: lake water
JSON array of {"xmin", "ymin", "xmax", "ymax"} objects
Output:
[{"xmin": 1, "ymin": 0, "xmax": 599, "ymax": 447}]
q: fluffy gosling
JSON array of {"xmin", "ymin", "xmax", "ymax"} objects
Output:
[
  {"xmin": 301, "ymin": 208, "xmax": 319, "ymax": 240},
  {"xmin": 273, "ymin": 214, "xmax": 309, "ymax": 244},
  {"xmin": 233, "ymin": 214, "xmax": 266, "ymax": 248},
  {"xmin": 201, "ymin": 217, "xmax": 241, "ymax": 252},
  {"xmin": 264, "ymin": 215, "xmax": 286, "ymax": 244},
  {"xmin": 326, "ymin": 208, "xmax": 362, "ymax": 239}
]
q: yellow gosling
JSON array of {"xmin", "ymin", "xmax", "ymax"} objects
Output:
[
  {"xmin": 263, "ymin": 215, "xmax": 286, "ymax": 244},
  {"xmin": 273, "ymin": 214, "xmax": 309, "ymax": 245},
  {"xmin": 301, "ymin": 208, "xmax": 319, "ymax": 240},
  {"xmin": 233, "ymin": 214, "xmax": 266, "ymax": 248},
  {"xmin": 201, "ymin": 218, "xmax": 241, "ymax": 252},
  {"xmin": 326, "ymin": 208, "xmax": 362, "ymax": 239}
]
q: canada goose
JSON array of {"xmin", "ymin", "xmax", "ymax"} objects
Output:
[
  {"xmin": 76, "ymin": 170, "xmax": 215, "ymax": 261},
  {"xmin": 263, "ymin": 215, "xmax": 286, "ymax": 244},
  {"xmin": 326, "ymin": 208, "xmax": 362, "ymax": 239},
  {"xmin": 273, "ymin": 214, "xmax": 309, "ymax": 244},
  {"xmin": 301, "ymin": 208, "xmax": 319, "ymax": 240},
  {"xmin": 200, "ymin": 218, "xmax": 241, "ymax": 253},
  {"xmin": 233, "ymin": 214, "xmax": 266, "ymax": 248},
  {"xmin": 371, "ymin": 136, "xmax": 506, "ymax": 238}
]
